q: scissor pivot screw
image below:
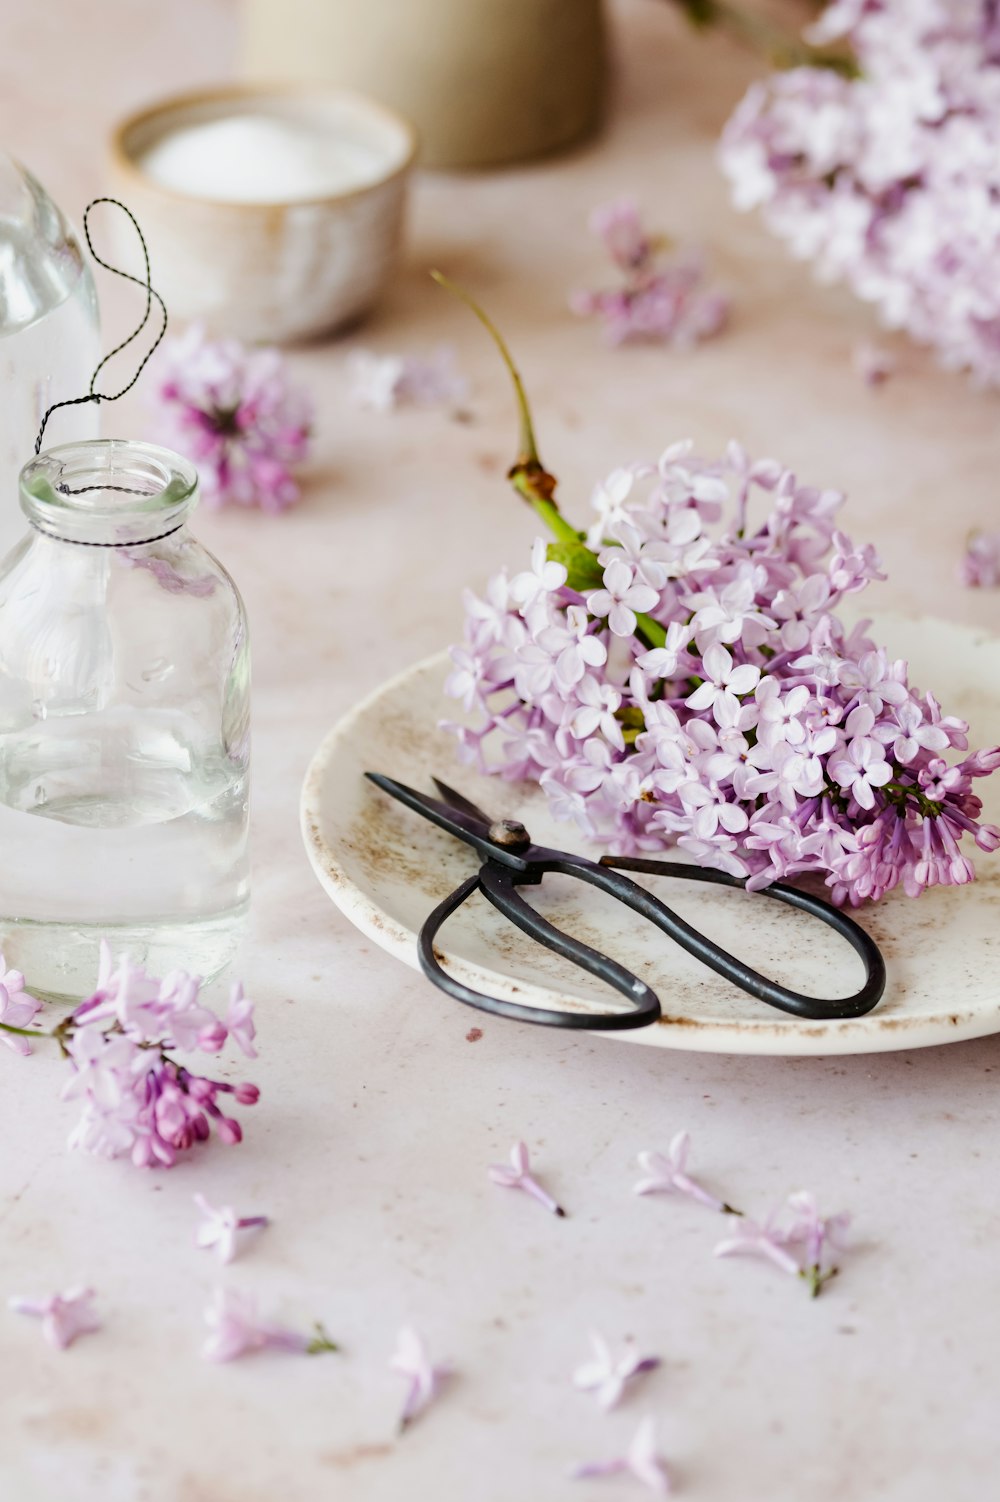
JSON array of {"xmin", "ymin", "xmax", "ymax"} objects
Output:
[{"xmin": 488, "ymin": 819, "xmax": 531, "ymax": 851}]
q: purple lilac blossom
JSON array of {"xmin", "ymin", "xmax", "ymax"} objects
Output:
[
  {"xmin": 719, "ymin": 1, "xmax": 1000, "ymax": 386},
  {"xmin": 61, "ymin": 942, "xmax": 260, "ymax": 1169},
  {"xmin": 444, "ymin": 440, "xmax": 1000, "ymax": 906},
  {"xmin": 571, "ymin": 198, "xmax": 729, "ymax": 347},
  {"xmin": 152, "ymin": 323, "xmax": 312, "ymax": 512}
]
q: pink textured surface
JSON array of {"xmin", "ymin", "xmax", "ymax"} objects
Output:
[{"xmin": 1, "ymin": 3, "xmax": 998, "ymax": 1499}]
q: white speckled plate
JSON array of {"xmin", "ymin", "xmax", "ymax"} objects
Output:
[{"xmin": 301, "ymin": 616, "xmax": 1000, "ymax": 1055}]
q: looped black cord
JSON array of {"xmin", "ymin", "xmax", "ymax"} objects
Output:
[{"xmin": 33, "ymin": 198, "xmax": 168, "ymax": 457}]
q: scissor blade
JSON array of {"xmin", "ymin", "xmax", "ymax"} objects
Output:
[
  {"xmin": 365, "ymin": 772, "xmax": 492, "ymax": 848},
  {"xmin": 430, "ymin": 776, "xmax": 495, "ymax": 826}
]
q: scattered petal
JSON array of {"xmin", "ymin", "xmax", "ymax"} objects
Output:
[
  {"xmin": 9, "ymin": 1287, "xmax": 101, "ymax": 1350},
  {"xmin": 201, "ymin": 1288, "xmax": 337, "ymax": 1362},
  {"xmin": 573, "ymin": 1331, "xmax": 661, "ymax": 1410},
  {"xmin": 488, "ymin": 1140, "xmax": 565, "ymax": 1216},
  {"xmin": 193, "ymin": 1194, "xmax": 269, "ymax": 1264},
  {"xmin": 634, "ymin": 1132, "xmax": 739, "ymax": 1214},
  {"xmin": 572, "ymin": 1416, "xmax": 671, "ymax": 1493},
  {"xmin": 389, "ymin": 1325, "xmax": 452, "ymax": 1430},
  {"xmin": 349, "ymin": 346, "xmax": 468, "ymax": 412}
]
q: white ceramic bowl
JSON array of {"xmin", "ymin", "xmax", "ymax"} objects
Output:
[{"xmin": 109, "ymin": 85, "xmax": 417, "ymax": 344}]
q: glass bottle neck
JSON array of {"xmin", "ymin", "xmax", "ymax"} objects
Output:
[{"xmin": 19, "ymin": 438, "xmax": 198, "ymax": 546}]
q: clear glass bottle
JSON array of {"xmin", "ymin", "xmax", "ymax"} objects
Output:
[
  {"xmin": 0, "ymin": 155, "xmax": 101, "ymax": 544},
  {"xmin": 0, "ymin": 439, "xmax": 250, "ymax": 999}
]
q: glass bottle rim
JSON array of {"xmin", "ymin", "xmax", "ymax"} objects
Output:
[{"xmin": 19, "ymin": 438, "xmax": 199, "ymax": 546}]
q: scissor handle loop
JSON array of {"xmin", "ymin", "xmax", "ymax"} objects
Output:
[
  {"xmin": 417, "ymin": 869, "xmax": 662, "ymax": 1031},
  {"xmin": 593, "ymin": 856, "xmax": 886, "ymax": 1021}
]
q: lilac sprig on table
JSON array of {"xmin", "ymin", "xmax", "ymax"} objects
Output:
[
  {"xmin": 439, "ymin": 280, "xmax": 1000, "ymax": 907},
  {"xmin": 570, "ymin": 198, "xmax": 728, "ymax": 347},
  {"xmin": 152, "ymin": 323, "xmax": 312, "ymax": 512},
  {"xmin": 0, "ymin": 942, "xmax": 260, "ymax": 1169},
  {"xmin": 718, "ymin": 1, "xmax": 1000, "ymax": 387}
]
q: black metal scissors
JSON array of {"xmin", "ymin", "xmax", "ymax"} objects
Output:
[{"xmin": 366, "ymin": 772, "xmax": 886, "ymax": 1031}]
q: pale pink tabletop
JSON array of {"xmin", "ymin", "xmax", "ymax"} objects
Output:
[{"xmin": 1, "ymin": 3, "xmax": 998, "ymax": 1499}]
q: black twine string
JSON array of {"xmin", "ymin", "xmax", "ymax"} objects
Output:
[{"xmin": 33, "ymin": 197, "xmax": 168, "ymax": 463}]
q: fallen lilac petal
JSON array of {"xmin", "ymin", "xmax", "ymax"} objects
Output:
[
  {"xmin": 390, "ymin": 1326, "xmax": 452, "ymax": 1430},
  {"xmin": 9, "ymin": 1287, "xmax": 101, "ymax": 1350},
  {"xmin": 714, "ymin": 1215, "xmax": 802, "ymax": 1279},
  {"xmin": 201, "ymin": 1288, "xmax": 337, "ymax": 1363},
  {"xmin": 573, "ymin": 1331, "xmax": 662, "ymax": 1410},
  {"xmin": 783, "ymin": 1191, "xmax": 851, "ymax": 1297},
  {"xmin": 488, "ymin": 1140, "xmax": 565, "ymax": 1216},
  {"xmin": 225, "ymin": 981, "xmax": 257, "ymax": 1059},
  {"xmin": 194, "ymin": 1193, "xmax": 269, "ymax": 1264},
  {"xmin": 572, "ymin": 1416, "xmax": 671, "ymax": 1494},
  {"xmin": 349, "ymin": 345, "xmax": 468, "ymax": 412},
  {"xmin": 634, "ymin": 1132, "xmax": 739, "ymax": 1214}
]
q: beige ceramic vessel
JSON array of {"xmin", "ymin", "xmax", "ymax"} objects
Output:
[
  {"xmin": 109, "ymin": 85, "xmax": 417, "ymax": 343},
  {"xmin": 241, "ymin": 0, "xmax": 606, "ymax": 169}
]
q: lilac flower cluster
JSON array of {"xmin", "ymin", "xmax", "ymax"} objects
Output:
[
  {"xmin": 570, "ymin": 199, "xmax": 729, "ymax": 347},
  {"xmin": 61, "ymin": 943, "xmax": 259, "ymax": 1168},
  {"xmin": 718, "ymin": 0, "xmax": 1000, "ymax": 385},
  {"xmin": 446, "ymin": 440, "xmax": 1000, "ymax": 905},
  {"xmin": 153, "ymin": 324, "xmax": 312, "ymax": 512}
]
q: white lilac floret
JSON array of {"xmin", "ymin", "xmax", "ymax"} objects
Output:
[
  {"xmin": 440, "ymin": 299, "xmax": 1000, "ymax": 906},
  {"xmin": 634, "ymin": 1131, "xmax": 741, "ymax": 1214},
  {"xmin": 573, "ymin": 1333, "xmax": 662, "ymax": 1411},
  {"xmin": 572, "ymin": 1415, "xmax": 672, "ymax": 1494},
  {"xmin": 488, "ymin": 1139, "xmax": 566, "ymax": 1217},
  {"xmin": 389, "ymin": 1326, "xmax": 453, "ymax": 1430},
  {"xmin": 8, "ymin": 1287, "xmax": 101, "ymax": 1350},
  {"xmin": 718, "ymin": 0, "xmax": 1000, "ymax": 387},
  {"xmin": 193, "ymin": 1194, "xmax": 269, "ymax": 1264},
  {"xmin": 201, "ymin": 1288, "xmax": 338, "ymax": 1363}
]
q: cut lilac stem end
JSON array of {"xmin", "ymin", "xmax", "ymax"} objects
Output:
[{"xmin": 305, "ymin": 1322, "xmax": 340, "ymax": 1355}]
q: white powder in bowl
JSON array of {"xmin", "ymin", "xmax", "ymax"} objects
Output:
[{"xmin": 138, "ymin": 114, "xmax": 386, "ymax": 203}]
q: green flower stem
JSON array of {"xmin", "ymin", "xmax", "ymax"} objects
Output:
[
  {"xmin": 0, "ymin": 1020, "xmax": 44, "ymax": 1041},
  {"xmin": 306, "ymin": 1323, "xmax": 340, "ymax": 1355},
  {"xmin": 671, "ymin": 0, "xmax": 859, "ymax": 75},
  {"xmin": 432, "ymin": 271, "xmax": 667, "ymax": 651}
]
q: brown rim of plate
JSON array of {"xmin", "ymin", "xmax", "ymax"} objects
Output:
[{"xmin": 108, "ymin": 81, "xmax": 420, "ymax": 213}]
